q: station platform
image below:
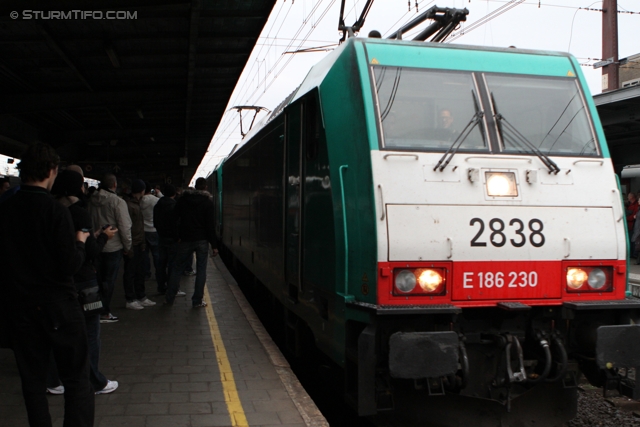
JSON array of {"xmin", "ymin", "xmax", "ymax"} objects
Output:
[{"xmin": 0, "ymin": 256, "xmax": 328, "ymax": 427}]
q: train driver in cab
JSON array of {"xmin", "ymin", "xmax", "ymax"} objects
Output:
[{"xmin": 433, "ymin": 108, "xmax": 458, "ymax": 141}]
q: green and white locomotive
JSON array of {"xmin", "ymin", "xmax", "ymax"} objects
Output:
[{"xmin": 210, "ymin": 31, "xmax": 640, "ymax": 426}]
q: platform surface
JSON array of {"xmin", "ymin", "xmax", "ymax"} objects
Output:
[{"xmin": 0, "ymin": 255, "xmax": 327, "ymax": 427}]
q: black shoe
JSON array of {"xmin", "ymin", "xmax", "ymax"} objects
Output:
[{"xmin": 183, "ymin": 270, "xmax": 196, "ymax": 276}]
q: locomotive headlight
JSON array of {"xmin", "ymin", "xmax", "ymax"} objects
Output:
[
  {"xmin": 486, "ymin": 172, "xmax": 518, "ymax": 197},
  {"xmin": 587, "ymin": 268, "xmax": 607, "ymax": 290},
  {"xmin": 395, "ymin": 270, "xmax": 417, "ymax": 293},
  {"xmin": 565, "ymin": 265, "xmax": 613, "ymax": 292},
  {"xmin": 566, "ymin": 268, "xmax": 588, "ymax": 290},
  {"xmin": 416, "ymin": 269, "xmax": 444, "ymax": 292}
]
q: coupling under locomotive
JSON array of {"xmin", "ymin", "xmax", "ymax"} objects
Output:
[{"xmin": 212, "ymin": 36, "xmax": 640, "ymax": 426}]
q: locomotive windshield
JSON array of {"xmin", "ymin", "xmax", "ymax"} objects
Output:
[
  {"xmin": 372, "ymin": 66, "xmax": 599, "ymax": 157},
  {"xmin": 485, "ymin": 74, "xmax": 598, "ymax": 156},
  {"xmin": 373, "ymin": 67, "xmax": 488, "ymax": 151}
]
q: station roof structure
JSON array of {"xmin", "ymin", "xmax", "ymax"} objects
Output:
[
  {"xmin": 0, "ymin": 0, "xmax": 277, "ymax": 185},
  {"xmin": 594, "ymin": 85, "xmax": 640, "ymax": 173}
]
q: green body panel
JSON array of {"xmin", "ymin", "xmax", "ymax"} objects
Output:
[
  {"xmin": 302, "ymin": 41, "xmax": 378, "ymax": 364},
  {"xmin": 317, "ymin": 41, "xmax": 378, "ymax": 301},
  {"xmin": 364, "ymin": 40, "xmax": 580, "ymax": 76},
  {"xmin": 299, "ymin": 96, "xmax": 336, "ymax": 297},
  {"xmin": 354, "ymin": 42, "xmax": 381, "ymax": 155}
]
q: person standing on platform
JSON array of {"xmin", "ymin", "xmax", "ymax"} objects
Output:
[
  {"xmin": 122, "ymin": 179, "xmax": 156, "ymax": 310},
  {"xmin": 140, "ymin": 182, "xmax": 160, "ymax": 282},
  {"xmin": 0, "ymin": 143, "xmax": 94, "ymax": 427},
  {"xmin": 49, "ymin": 169, "xmax": 119, "ymax": 396},
  {"xmin": 153, "ymin": 184, "xmax": 184, "ymax": 296},
  {"xmin": 165, "ymin": 178, "xmax": 218, "ymax": 307},
  {"xmin": 88, "ymin": 173, "xmax": 132, "ymax": 323}
]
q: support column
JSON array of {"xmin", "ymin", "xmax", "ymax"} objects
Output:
[{"xmin": 602, "ymin": 0, "xmax": 619, "ymax": 92}]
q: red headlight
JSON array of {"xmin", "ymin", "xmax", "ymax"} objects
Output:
[
  {"xmin": 566, "ymin": 266, "xmax": 613, "ymax": 292},
  {"xmin": 393, "ymin": 268, "xmax": 446, "ymax": 296}
]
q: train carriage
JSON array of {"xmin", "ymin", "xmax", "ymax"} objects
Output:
[{"xmin": 212, "ymin": 35, "xmax": 640, "ymax": 426}]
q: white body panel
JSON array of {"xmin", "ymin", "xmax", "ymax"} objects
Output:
[
  {"xmin": 372, "ymin": 151, "xmax": 626, "ymax": 262},
  {"xmin": 387, "ymin": 205, "xmax": 617, "ymax": 261}
]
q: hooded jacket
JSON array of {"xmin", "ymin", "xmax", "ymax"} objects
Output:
[
  {"xmin": 174, "ymin": 189, "xmax": 217, "ymax": 248},
  {"xmin": 88, "ymin": 188, "xmax": 132, "ymax": 252}
]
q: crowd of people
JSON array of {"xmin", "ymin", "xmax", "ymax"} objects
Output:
[{"xmin": 0, "ymin": 142, "xmax": 218, "ymax": 426}]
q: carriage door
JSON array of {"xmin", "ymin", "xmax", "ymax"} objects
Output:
[{"xmin": 285, "ymin": 103, "xmax": 303, "ymax": 300}]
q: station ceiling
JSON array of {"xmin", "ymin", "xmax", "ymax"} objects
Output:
[
  {"xmin": 0, "ymin": 0, "xmax": 277, "ymax": 185},
  {"xmin": 594, "ymin": 85, "xmax": 640, "ymax": 173}
]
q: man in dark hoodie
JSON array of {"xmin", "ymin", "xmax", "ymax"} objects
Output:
[
  {"xmin": 165, "ymin": 177, "xmax": 218, "ymax": 307},
  {"xmin": 153, "ymin": 184, "xmax": 182, "ymax": 295},
  {"xmin": 0, "ymin": 143, "xmax": 93, "ymax": 426}
]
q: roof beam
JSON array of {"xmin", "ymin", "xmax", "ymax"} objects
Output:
[
  {"xmin": 37, "ymin": 24, "xmax": 95, "ymax": 92},
  {"xmin": 1, "ymin": 90, "xmax": 186, "ymax": 114}
]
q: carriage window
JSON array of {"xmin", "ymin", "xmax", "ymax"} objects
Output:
[
  {"xmin": 485, "ymin": 75, "xmax": 598, "ymax": 156},
  {"xmin": 372, "ymin": 67, "xmax": 488, "ymax": 151}
]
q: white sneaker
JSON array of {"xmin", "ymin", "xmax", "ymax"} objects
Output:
[
  {"xmin": 126, "ymin": 300, "xmax": 144, "ymax": 310},
  {"xmin": 95, "ymin": 380, "xmax": 118, "ymax": 395},
  {"xmin": 47, "ymin": 385, "xmax": 64, "ymax": 395},
  {"xmin": 176, "ymin": 290, "xmax": 186, "ymax": 297},
  {"xmin": 139, "ymin": 297, "xmax": 156, "ymax": 307}
]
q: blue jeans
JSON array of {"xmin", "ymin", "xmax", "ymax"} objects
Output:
[
  {"xmin": 144, "ymin": 231, "xmax": 160, "ymax": 279},
  {"xmin": 166, "ymin": 240, "xmax": 209, "ymax": 306},
  {"xmin": 85, "ymin": 313, "xmax": 108, "ymax": 391},
  {"xmin": 123, "ymin": 244, "xmax": 146, "ymax": 302},
  {"xmin": 98, "ymin": 250, "xmax": 122, "ymax": 315}
]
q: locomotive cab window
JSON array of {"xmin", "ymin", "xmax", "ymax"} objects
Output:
[
  {"xmin": 485, "ymin": 74, "xmax": 599, "ymax": 157},
  {"xmin": 371, "ymin": 67, "xmax": 488, "ymax": 152}
]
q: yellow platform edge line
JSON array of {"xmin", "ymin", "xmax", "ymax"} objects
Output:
[{"xmin": 204, "ymin": 287, "xmax": 249, "ymax": 427}]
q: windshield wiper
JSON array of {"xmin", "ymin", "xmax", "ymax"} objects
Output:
[
  {"xmin": 491, "ymin": 93, "xmax": 560, "ymax": 174},
  {"xmin": 380, "ymin": 68, "xmax": 402, "ymax": 121},
  {"xmin": 434, "ymin": 91, "xmax": 485, "ymax": 172}
]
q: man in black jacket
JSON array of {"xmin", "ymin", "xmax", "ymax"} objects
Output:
[
  {"xmin": 153, "ymin": 184, "xmax": 178, "ymax": 295},
  {"xmin": 165, "ymin": 178, "xmax": 218, "ymax": 307},
  {"xmin": 0, "ymin": 143, "xmax": 93, "ymax": 426}
]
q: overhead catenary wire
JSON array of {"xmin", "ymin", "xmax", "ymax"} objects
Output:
[
  {"xmin": 447, "ymin": 0, "xmax": 526, "ymax": 43},
  {"xmin": 197, "ymin": 0, "xmax": 340, "ymax": 172},
  {"xmin": 198, "ymin": 1, "xmax": 312, "ymax": 155},
  {"xmin": 243, "ymin": 0, "xmax": 338, "ymax": 107}
]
